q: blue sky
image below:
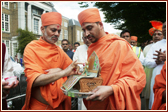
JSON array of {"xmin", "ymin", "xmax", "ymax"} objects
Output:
[{"xmin": 52, "ymin": 1, "xmax": 121, "ymax": 35}]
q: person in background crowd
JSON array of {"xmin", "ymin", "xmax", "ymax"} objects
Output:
[
  {"xmin": 130, "ymin": 36, "xmax": 138, "ymax": 46},
  {"xmin": 22, "ymin": 12, "xmax": 80, "ymax": 110},
  {"xmin": 14, "ymin": 55, "xmax": 18, "ymax": 63},
  {"xmin": 73, "ymin": 33, "xmax": 91, "ymax": 110},
  {"xmin": 120, "ymin": 29, "xmax": 145, "ymax": 65},
  {"xmin": 73, "ymin": 42, "xmax": 80, "ymax": 52},
  {"xmin": 151, "ymin": 61, "xmax": 166, "ymax": 110},
  {"xmin": 78, "ymin": 8, "xmax": 146, "ymax": 110},
  {"xmin": 2, "ymin": 43, "xmax": 19, "ymax": 110},
  {"xmin": 61, "ymin": 39, "xmax": 74, "ymax": 60},
  {"xmin": 20, "ymin": 56, "xmax": 23, "ymax": 66},
  {"xmin": 144, "ymin": 21, "xmax": 166, "ymax": 109},
  {"xmin": 69, "ymin": 44, "xmax": 73, "ymax": 51},
  {"xmin": 142, "ymin": 20, "xmax": 163, "ymax": 110}
]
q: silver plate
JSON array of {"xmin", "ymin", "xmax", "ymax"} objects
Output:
[{"xmin": 60, "ymin": 87, "xmax": 93, "ymax": 98}]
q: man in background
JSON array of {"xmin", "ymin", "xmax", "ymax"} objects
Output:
[
  {"xmin": 2, "ymin": 43, "xmax": 19, "ymax": 110},
  {"xmin": 120, "ymin": 29, "xmax": 145, "ymax": 65},
  {"xmin": 142, "ymin": 20, "xmax": 163, "ymax": 109},
  {"xmin": 73, "ymin": 42, "xmax": 80, "ymax": 52},
  {"xmin": 61, "ymin": 39, "xmax": 74, "ymax": 60}
]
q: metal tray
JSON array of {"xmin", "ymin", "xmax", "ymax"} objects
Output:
[{"xmin": 61, "ymin": 87, "xmax": 93, "ymax": 98}]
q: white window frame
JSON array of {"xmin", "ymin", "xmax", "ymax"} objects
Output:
[
  {"xmin": 2, "ymin": 13, "xmax": 10, "ymax": 32},
  {"xmin": 64, "ymin": 30, "xmax": 68, "ymax": 39},
  {"xmin": 59, "ymin": 29, "xmax": 63, "ymax": 40},
  {"xmin": 2, "ymin": 40, "xmax": 11, "ymax": 55},
  {"xmin": 81, "ymin": 31, "xmax": 83, "ymax": 41},
  {"xmin": 33, "ymin": 16, "xmax": 40, "ymax": 35},
  {"xmin": 12, "ymin": 41, "xmax": 18, "ymax": 58},
  {"xmin": 2, "ymin": 2, "xmax": 9, "ymax": 9},
  {"xmin": 64, "ymin": 22, "xmax": 67, "ymax": 27},
  {"xmin": 77, "ymin": 30, "xmax": 80, "ymax": 41}
]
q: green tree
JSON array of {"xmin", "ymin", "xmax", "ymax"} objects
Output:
[
  {"xmin": 78, "ymin": 2, "xmax": 166, "ymax": 43},
  {"xmin": 16, "ymin": 28, "xmax": 37, "ymax": 55}
]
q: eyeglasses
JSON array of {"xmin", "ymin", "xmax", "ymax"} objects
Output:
[
  {"xmin": 62, "ymin": 44, "xmax": 68, "ymax": 45},
  {"xmin": 153, "ymin": 33, "xmax": 162, "ymax": 36},
  {"xmin": 121, "ymin": 36, "xmax": 130, "ymax": 38}
]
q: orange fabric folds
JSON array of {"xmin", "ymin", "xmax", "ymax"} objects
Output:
[
  {"xmin": 22, "ymin": 37, "xmax": 72, "ymax": 110},
  {"xmin": 84, "ymin": 34, "xmax": 146, "ymax": 110},
  {"xmin": 131, "ymin": 36, "xmax": 138, "ymax": 41},
  {"xmin": 78, "ymin": 8, "xmax": 101, "ymax": 26},
  {"xmin": 41, "ymin": 12, "xmax": 62, "ymax": 26},
  {"xmin": 151, "ymin": 62, "xmax": 166, "ymax": 110}
]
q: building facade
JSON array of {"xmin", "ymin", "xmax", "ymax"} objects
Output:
[{"xmin": 2, "ymin": 2, "xmax": 83, "ymax": 59}]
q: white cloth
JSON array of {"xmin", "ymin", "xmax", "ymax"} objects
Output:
[
  {"xmin": 73, "ymin": 44, "xmax": 88, "ymax": 72},
  {"xmin": 144, "ymin": 39, "xmax": 166, "ymax": 109},
  {"xmin": 2, "ymin": 46, "xmax": 14, "ymax": 81},
  {"xmin": 73, "ymin": 44, "xmax": 88, "ymax": 110},
  {"xmin": 143, "ymin": 43, "xmax": 153, "ymax": 57}
]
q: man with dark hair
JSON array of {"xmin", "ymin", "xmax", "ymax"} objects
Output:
[
  {"xmin": 120, "ymin": 29, "xmax": 144, "ymax": 65},
  {"xmin": 77, "ymin": 8, "xmax": 146, "ymax": 110},
  {"xmin": 73, "ymin": 42, "xmax": 80, "ymax": 52},
  {"xmin": 61, "ymin": 39, "xmax": 74, "ymax": 60}
]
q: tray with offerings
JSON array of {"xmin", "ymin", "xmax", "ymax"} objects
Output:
[{"xmin": 61, "ymin": 51, "xmax": 103, "ymax": 98}]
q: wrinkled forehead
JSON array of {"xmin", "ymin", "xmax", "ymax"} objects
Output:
[
  {"xmin": 154, "ymin": 30, "xmax": 162, "ymax": 34},
  {"xmin": 47, "ymin": 24, "xmax": 61, "ymax": 29}
]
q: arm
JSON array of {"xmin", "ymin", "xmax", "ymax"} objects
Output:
[
  {"xmin": 32, "ymin": 61, "xmax": 81, "ymax": 87},
  {"xmin": 143, "ymin": 45, "xmax": 157, "ymax": 68}
]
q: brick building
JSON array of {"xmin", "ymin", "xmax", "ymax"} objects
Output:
[{"xmin": 2, "ymin": 2, "xmax": 83, "ymax": 59}]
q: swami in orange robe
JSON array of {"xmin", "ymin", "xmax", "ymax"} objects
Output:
[
  {"xmin": 78, "ymin": 8, "xmax": 146, "ymax": 110},
  {"xmin": 22, "ymin": 12, "xmax": 72, "ymax": 110},
  {"xmin": 151, "ymin": 62, "xmax": 166, "ymax": 110}
]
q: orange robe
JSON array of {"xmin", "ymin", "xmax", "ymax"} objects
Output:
[
  {"xmin": 84, "ymin": 34, "xmax": 146, "ymax": 110},
  {"xmin": 22, "ymin": 37, "xmax": 72, "ymax": 110},
  {"xmin": 151, "ymin": 62, "xmax": 166, "ymax": 110}
]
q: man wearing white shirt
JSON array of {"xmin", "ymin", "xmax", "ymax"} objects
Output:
[
  {"xmin": 73, "ymin": 34, "xmax": 91, "ymax": 110},
  {"xmin": 144, "ymin": 21, "xmax": 166, "ymax": 109},
  {"xmin": 2, "ymin": 43, "xmax": 19, "ymax": 110},
  {"xmin": 142, "ymin": 21, "xmax": 163, "ymax": 110}
]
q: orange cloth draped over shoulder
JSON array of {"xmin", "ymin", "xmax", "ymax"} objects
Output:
[
  {"xmin": 151, "ymin": 62, "xmax": 166, "ymax": 110},
  {"xmin": 22, "ymin": 37, "xmax": 72, "ymax": 110},
  {"xmin": 84, "ymin": 34, "xmax": 146, "ymax": 110}
]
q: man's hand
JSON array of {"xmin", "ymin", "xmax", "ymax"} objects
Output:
[
  {"xmin": 2, "ymin": 80, "xmax": 19, "ymax": 98},
  {"xmin": 86, "ymin": 86, "xmax": 114, "ymax": 101},
  {"xmin": 153, "ymin": 49, "xmax": 165, "ymax": 65}
]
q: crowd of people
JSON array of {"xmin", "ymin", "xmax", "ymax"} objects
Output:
[{"xmin": 2, "ymin": 8, "xmax": 166, "ymax": 110}]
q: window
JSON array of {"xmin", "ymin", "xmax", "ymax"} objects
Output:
[
  {"xmin": 64, "ymin": 22, "xmax": 67, "ymax": 27},
  {"xmin": 64, "ymin": 30, "xmax": 68, "ymax": 39},
  {"xmin": 2, "ymin": 14, "xmax": 10, "ymax": 32},
  {"xmin": 59, "ymin": 29, "xmax": 63, "ymax": 40},
  {"xmin": 13, "ymin": 43, "xmax": 18, "ymax": 57},
  {"xmin": 77, "ymin": 30, "xmax": 80, "ymax": 41},
  {"xmin": 2, "ymin": 40, "xmax": 10, "ymax": 54},
  {"xmin": 34, "ymin": 18, "xmax": 39, "ymax": 34},
  {"xmin": 81, "ymin": 32, "xmax": 83, "ymax": 40},
  {"xmin": 2, "ymin": 2, "xmax": 9, "ymax": 9}
]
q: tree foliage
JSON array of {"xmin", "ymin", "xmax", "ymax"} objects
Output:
[
  {"xmin": 16, "ymin": 28, "xmax": 37, "ymax": 55},
  {"xmin": 78, "ymin": 2, "xmax": 166, "ymax": 43}
]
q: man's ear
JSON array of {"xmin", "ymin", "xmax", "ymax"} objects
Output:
[
  {"xmin": 41, "ymin": 26, "xmax": 45, "ymax": 34},
  {"xmin": 99, "ymin": 22, "xmax": 104, "ymax": 30}
]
